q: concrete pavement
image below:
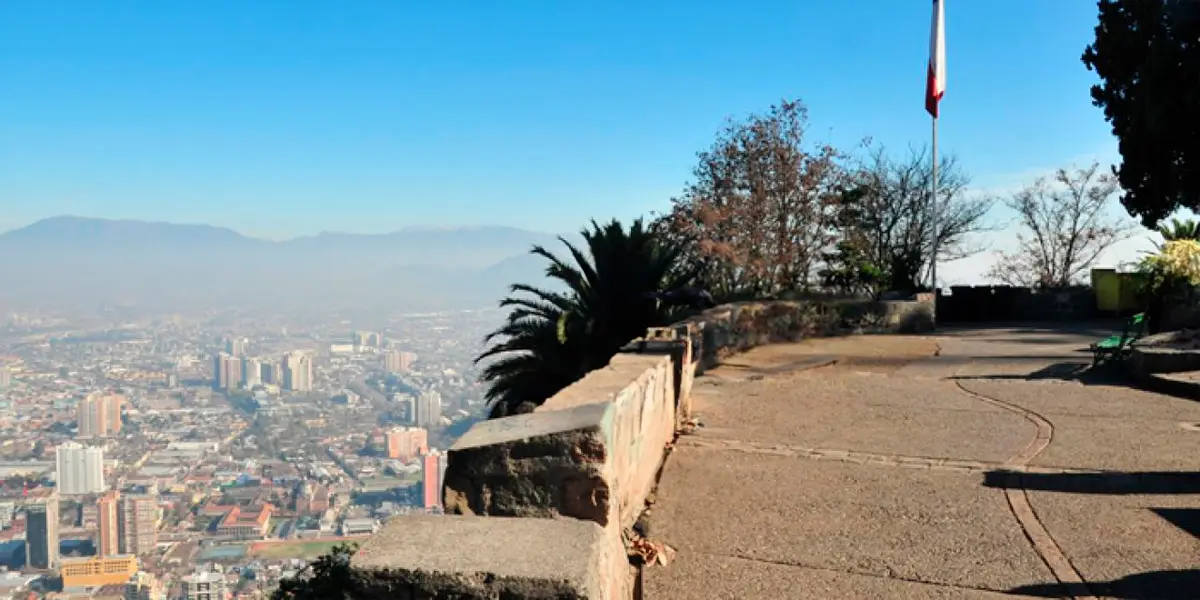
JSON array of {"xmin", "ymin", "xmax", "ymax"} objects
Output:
[{"xmin": 643, "ymin": 326, "xmax": 1200, "ymax": 599}]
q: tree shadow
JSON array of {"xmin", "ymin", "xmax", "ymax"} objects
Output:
[
  {"xmin": 951, "ymin": 361, "xmax": 1137, "ymax": 385},
  {"xmin": 982, "ymin": 469, "xmax": 1200, "ymax": 495},
  {"xmin": 1009, "ymin": 569, "xmax": 1200, "ymax": 599},
  {"xmin": 1151, "ymin": 508, "xmax": 1200, "ymax": 539}
]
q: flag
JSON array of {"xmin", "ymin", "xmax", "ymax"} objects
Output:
[{"xmin": 926, "ymin": 0, "xmax": 946, "ymax": 118}]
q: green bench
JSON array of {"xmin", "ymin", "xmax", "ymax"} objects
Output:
[{"xmin": 1091, "ymin": 312, "xmax": 1145, "ymax": 366}]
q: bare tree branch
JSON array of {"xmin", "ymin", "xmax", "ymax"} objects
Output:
[{"xmin": 988, "ymin": 162, "xmax": 1133, "ymax": 288}]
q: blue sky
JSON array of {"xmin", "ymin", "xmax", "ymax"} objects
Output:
[{"xmin": 0, "ymin": 1, "xmax": 1156, "ymax": 281}]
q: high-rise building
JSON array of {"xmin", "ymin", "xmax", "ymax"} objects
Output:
[
  {"xmin": 385, "ymin": 427, "xmax": 428, "ymax": 462},
  {"xmin": 282, "ymin": 352, "xmax": 312, "ymax": 392},
  {"xmin": 181, "ymin": 572, "xmax": 226, "ymax": 600},
  {"xmin": 212, "ymin": 353, "xmax": 241, "ymax": 390},
  {"xmin": 225, "ymin": 337, "xmax": 247, "ymax": 357},
  {"xmin": 259, "ymin": 361, "xmax": 278, "ymax": 385},
  {"xmin": 118, "ymin": 496, "xmax": 158, "ymax": 556},
  {"xmin": 353, "ymin": 331, "xmax": 383, "ymax": 348},
  {"xmin": 96, "ymin": 490, "xmax": 120, "ymax": 558},
  {"xmin": 125, "ymin": 571, "xmax": 165, "ymax": 600},
  {"xmin": 381, "ymin": 350, "xmax": 417, "ymax": 373},
  {"xmin": 56, "ymin": 442, "xmax": 106, "ymax": 495},
  {"xmin": 421, "ymin": 450, "xmax": 447, "ymax": 510},
  {"xmin": 0, "ymin": 365, "xmax": 10, "ymax": 387},
  {"xmin": 25, "ymin": 497, "xmax": 59, "ymax": 569},
  {"xmin": 78, "ymin": 393, "xmax": 123, "ymax": 438},
  {"xmin": 381, "ymin": 350, "xmax": 401, "ymax": 374},
  {"xmin": 241, "ymin": 357, "xmax": 261, "ymax": 388},
  {"xmin": 414, "ymin": 391, "xmax": 442, "ymax": 429}
]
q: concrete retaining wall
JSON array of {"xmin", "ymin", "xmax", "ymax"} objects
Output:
[{"xmin": 346, "ymin": 298, "xmax": 928, "ymax": 599}]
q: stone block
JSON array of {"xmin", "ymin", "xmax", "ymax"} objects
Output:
[
  {"xmin": 443, "ymin": 353, "xmax": 677, "ymax": 532},
  {"xmin": 443, "ymin": 402, "xmax": 617, "ymax": 526},
  {"xmin": 351, "ymin": 515, "xmax": 631, "ymax": 600},
  {"xmin": 619, "ymin": 336, "xmax": 693, "ymax": 427}
]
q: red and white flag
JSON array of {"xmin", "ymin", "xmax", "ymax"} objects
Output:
[{"xmin": 925, "ymin": 0, "xmax": 946, "ymax": 118}]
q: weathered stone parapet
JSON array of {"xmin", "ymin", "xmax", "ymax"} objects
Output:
[
  {"xmin": 443, "ymin": 402, "xmax": 617, "ymax": 525},
  {"xmin": 351, "ymin": 515, "xmax": 630, "ymax": 600},
  {"xmin": 442, "ymin": 353, "xmax": 679, "ymax": 533},
  {"xmin": 346, "ymin": 298, "xmax": 913, "ymax": 599}
]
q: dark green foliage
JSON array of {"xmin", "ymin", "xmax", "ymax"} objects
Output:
[
  {"xmin": 819, "ymin": 239, "xmax": 885, "ymax": 296},
  {"xmin": 477, "ymin": 218, "xmax": 696, "ymax": 418},
  {"xmin": 820, "ymin": 188, "xmax": 886, "ymax": 296},
  {"xmin": 1082, "ymin": 0, "xmax": 1200, "ymax": 226},
  {"xmin": 271, "ymin": 543, "xmax": 359, "ymax": 600}
]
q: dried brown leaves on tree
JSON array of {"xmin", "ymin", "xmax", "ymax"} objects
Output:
[
  {"xmin": 988, "ymin": 162, "xmax": 1132, "ymax": 288},
  {"xmin": 655, "ymin": 99, "xmax": 847, "ymax": 299},
  {"xmin": 854, "ymin": 146, "xmax": 993, "ymax": 291}
]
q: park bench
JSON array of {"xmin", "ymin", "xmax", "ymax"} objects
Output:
[{"xmin": 1091, "ymin": 312, "xmax": 1145, "ymax": 366}]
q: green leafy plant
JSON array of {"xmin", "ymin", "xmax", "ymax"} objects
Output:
[
  {"xmin": 271, "ymin": 544, "xmax": 359, "ymax": 600},
  {"xmin": 476, "ymin": 218, "xmax": 697, "ymax": 419}
]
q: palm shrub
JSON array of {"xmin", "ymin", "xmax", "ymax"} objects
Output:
[
  {"xmin": 477, "ymin": 218, "xmax": 697, "ymax": 418},
  {"xmin": 1157, "ymin": 217, "xmax": 1200, "ymax": 242},
  {"xmin": 1137, "ymin": 239, "xmax": 1200, "ymax": 333}
]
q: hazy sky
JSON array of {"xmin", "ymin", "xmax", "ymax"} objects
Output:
[{"xmin": 0, "ymin": 1, "xmax": 1161, "ymax": 282}]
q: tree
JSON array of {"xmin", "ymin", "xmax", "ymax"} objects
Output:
[
  {"xmin": 1082, "ymin": 0, "xmax": 1200, "ymax": 226},
  {"xmin": 476, "ymin": 218, "xmax": 695, "ymax": 418},
  {"xmin": 656, "ymin": 99, "xmax": 847, "ymax": 299},
  {"xmin": 989, "ymin": 162, "xmax": 1132, "ymax": 288},
  {"xmin": 852, "ymin": 146, "xmax": 992, "ymax": 292},
  {"xmin": 272, "ymin": 543, "xmax": 358, "ymax": 599}
]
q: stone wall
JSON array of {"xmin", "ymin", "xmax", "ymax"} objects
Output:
[{"xmin": 347, "ymin": 298, "xmax": 927, "ymax": 599}]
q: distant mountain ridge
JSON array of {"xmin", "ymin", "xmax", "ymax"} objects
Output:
[
  {"xmin": 0, "ymin": 215, "xmax": 556, "ymax": 247},
  {"xmin": 0, "ymin": 216, "xmax": 571, "ymax": 314}
]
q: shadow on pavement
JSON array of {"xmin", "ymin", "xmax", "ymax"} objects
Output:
[
  {"xmin": 951, "ymin": 361, "xmax": 1136, "ymax": 385},
  {"xmin": 1150, "ymin": 508, "xmax": 1200, "ymax": 540},
  {"xmin": 982, "ymin": 470, "xmax": 1200, "ymax": 495},
  {"xmin": 1008, "ymin": 569, "xmax": 1200, "ymax": 599}
]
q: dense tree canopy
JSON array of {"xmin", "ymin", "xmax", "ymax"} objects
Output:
[{"xmin": 1082, "ymin": 0, "xmax": 1200, "ymax": 226}]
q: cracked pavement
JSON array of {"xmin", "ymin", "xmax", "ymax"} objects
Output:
[{"xmin": 643, "ymin": 327, "xmax": 1200, "ymax": 599}]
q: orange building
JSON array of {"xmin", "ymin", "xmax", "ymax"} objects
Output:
[
  {"xmin": 216, "ymin": 504, "xmax": 273, "ymax": 538},
  {"xmin": 385, "ymin": 427, "xmax": 427, "ymax": 461},
  {"xmin": 60, "ymin": 555, "xmax": 138, "ymax": 588},
  {"xmin": 96, "ymin": 491, "xmax": 120, "ymax": 558},
  {"xmin": 421, "ymin": 451, "xmax": 446, "ymax": 510},
  {"xmin": 77, "ymin": 393, "xmax": 123, "ymax": 438}
]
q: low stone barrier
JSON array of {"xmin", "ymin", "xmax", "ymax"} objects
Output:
[{"xmin": 348, "ymin": 298, "xmax": 927, "ymax": 599}]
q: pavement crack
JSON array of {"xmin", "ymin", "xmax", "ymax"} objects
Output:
[
  {"xmin": 953, "ymin": 376, "xmax": 1098, "ymax": 599},
  {"xmin": 698, "ymin": 551, "xmax": 1010, "ymax": 595},
  {"xmin": 675, "ymin": 436, "xmax": 1104, "ymax": 476}
]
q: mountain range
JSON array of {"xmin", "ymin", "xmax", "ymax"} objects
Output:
[{"xmin": 0, "ymin": 216, "xmax": 571, "ymax": 315}]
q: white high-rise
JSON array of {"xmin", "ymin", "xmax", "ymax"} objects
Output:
[
  {"xmin": 241, "ymin": 357, "xmax": 261, "ymax": 388},
  {"xmin": 181, "ymin": 572, "xmax": 226, "ymax": 600},
  {"xmin": 56, "ymin": 442, "xmax": 105, "ymax": 495},
  {"xmin": 415, "ymin": 391, "xmax": 443, "ymax": 429},
  {"xmin": 282, "ymin": 352, "xmax": 313, "ymax": 392}
]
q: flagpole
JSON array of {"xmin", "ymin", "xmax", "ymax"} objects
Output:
[{"xmin": 931, "ymin": 115, "xmax": 938, "ymax": 308}]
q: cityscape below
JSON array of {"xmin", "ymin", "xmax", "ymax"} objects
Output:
[{"xmin": 0, "ymin": 311, "xmax": 498, "ymax": 598}]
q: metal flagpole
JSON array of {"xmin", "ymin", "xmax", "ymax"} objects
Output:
[{"xmin": 930, "ymin": 115, "xmax": 938, "ymax": 317}]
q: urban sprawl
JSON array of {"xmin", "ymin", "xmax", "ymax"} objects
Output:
[{"xmin": 0, "ymin": 310, "xmax": 499, "ymax": 599}]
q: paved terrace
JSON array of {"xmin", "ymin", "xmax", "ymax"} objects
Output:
[{"xmin": 645, "ymin": 326, "xmax": 1200, "ymax": 599}]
